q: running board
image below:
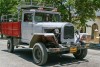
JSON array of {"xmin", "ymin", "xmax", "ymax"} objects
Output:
[{"xmin": 17, "ymin": 45, "xmax": 29, "ymax": 48}]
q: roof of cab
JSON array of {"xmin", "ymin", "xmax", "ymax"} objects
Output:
[{"xmin": 23, "ymin": 9, "xmax": 60, "ymax": 14}]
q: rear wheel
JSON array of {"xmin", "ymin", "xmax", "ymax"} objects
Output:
[
  {"xmin": 32, "ymin": 43, "xmax": 48, "ymax": 66},
  {"xmin": 7, "ymin": 38, "xmax": 14, "ymax": 53},
  {"xmin": 73, "ymin": 48, "xmax": 87, "ymax": 59}
]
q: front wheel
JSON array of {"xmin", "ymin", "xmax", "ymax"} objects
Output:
[
  {"xmin": 73, "ymin": 48, "xmax": 87, "ymax": 59},
  {"xmin": 32, "ymin": 43, "xmax": 48, "ymax": 66},
  {"xmin": 7, "ymin": 38, "xmax": 14, "ymax": 53}
]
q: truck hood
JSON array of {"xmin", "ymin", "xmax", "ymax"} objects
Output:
[{"xmin": 35, "ymin": 22, "xmax": 73, "ymax": 28}]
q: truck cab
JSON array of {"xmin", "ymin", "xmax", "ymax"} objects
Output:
[{"xmin": 21, "ymin": 9, "xmax": 61, "ymax": 43}]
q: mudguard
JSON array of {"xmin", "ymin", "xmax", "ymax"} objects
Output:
[{"xmin": 29, "ymin": 33, "xmax": 58, "ymax": 48}]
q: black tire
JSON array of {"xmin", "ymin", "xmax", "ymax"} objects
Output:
[
  {"xmin": 32, "ymin": 43, "xmax": 48, "ymax": 66},
  {"xmin": 73, "ymin": 48, "xmax": 87, "ymax": 59},
  {"xmin": 7, "ymin": 38, "xmax": 14, "ymax": 53}
]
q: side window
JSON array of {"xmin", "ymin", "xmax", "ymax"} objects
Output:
[
  {"xmin": 35, "ymin": 15, "xmax": 43, "ymax": 22},
  {"xmin": 24, "ymin": 13, "xmax": 32, "ymax": 22},
  {"xmin": 35, "ymin": 12, "xmax": 47, "ymax": 22},
  {"xmin": 35, "ymin": 13, "xmax": 43, "ymax": 22}
]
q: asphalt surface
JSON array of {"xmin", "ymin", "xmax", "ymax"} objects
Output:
[{"xmin": 0, "ymin": 39, "xmax": 100, "ymax": 67}]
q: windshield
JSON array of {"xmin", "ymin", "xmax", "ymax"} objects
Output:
[{"xmin": 34, "ymin": 12, "xmax": 61, "ymax": 22}]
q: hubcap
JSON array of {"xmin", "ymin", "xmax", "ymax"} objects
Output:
[{"xmin": 34, "ymin": 46, "xmax": 42, "ymax": 63}]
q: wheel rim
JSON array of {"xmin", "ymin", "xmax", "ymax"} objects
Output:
[{"xmin": 33, "ymin": 46, "xmax": 42, "ymax": 63}]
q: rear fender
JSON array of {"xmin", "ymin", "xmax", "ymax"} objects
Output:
[{"xmin": 29, "ymin": 33, "xmax": 58, "ymax": 48}]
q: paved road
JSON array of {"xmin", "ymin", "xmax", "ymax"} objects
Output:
[{"xmin": 0, "ymin": 39, "xmax": 100, "ymax": 67}]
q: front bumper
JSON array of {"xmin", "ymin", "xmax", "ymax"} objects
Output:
[{"xmin": 47, "ymin": 44, "xmax": 88, "ymax": 53}]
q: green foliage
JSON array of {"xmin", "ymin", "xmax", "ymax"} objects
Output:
[
  {"xmin": 37, "ymin": 0, "xmax": 100, "ymax": 27},
  {"xmin": 0, "ymin": 0, "xmax": 18, "ymax": 16},
  {"xmin": 75, "ymin": 0, "xmax": 96, "ymax": 25}
]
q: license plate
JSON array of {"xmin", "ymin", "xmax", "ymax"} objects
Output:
[{"xmin": 70, "ymin": 47, "xmax": 77, "ymax": 53}]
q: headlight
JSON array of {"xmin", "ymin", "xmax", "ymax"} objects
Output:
[{"xmin": 54, "ymin": 29, "xmax": 59, "ymax": 34}]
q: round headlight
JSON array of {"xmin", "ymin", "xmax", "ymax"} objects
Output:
[{"xmin": 54, "ymin": 29, "xmax": 59, "ymax": 34}]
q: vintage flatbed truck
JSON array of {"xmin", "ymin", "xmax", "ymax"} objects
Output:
[{"xmin": 0, "ymin": 1, "xmax": 88, "ymax": 66}]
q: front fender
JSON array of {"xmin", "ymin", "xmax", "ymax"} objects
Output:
[{"xmin": 29, "ymin": 33, "xmax": 58, "ymax": 48}]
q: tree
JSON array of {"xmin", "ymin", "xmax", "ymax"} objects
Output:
[
  {"xmin": 34, "ymin": 0, "xmax": 100, "ymax": 32},
  {"xmin": 0, "ymin": 0, "xmax": 18, "ymax": 16}
]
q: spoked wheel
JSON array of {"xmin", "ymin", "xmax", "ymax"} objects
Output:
[
  {"xmin": 7, "ymin": 38, "xmax": 14, "ymax": 53},
  {"xmin": 73, "ymin": 48, "xmax": 87, "ymax": 59},
  {"xmin": 32, "ymin": 43, "xmax": 48, "ymax": 66}
]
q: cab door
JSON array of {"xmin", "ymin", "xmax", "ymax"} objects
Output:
[{"xmin": 21, "ymin": 12, "xmax": 34, "ymax": 43}]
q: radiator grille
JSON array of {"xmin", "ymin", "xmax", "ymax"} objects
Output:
[{"xmin": 64, "ymin": 26, "xmax": 74, "ymax": 39}]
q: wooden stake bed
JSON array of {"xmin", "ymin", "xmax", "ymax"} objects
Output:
[{"xmin": 1, "ymin": 22, "xmax": 21, "ymax": 37}]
